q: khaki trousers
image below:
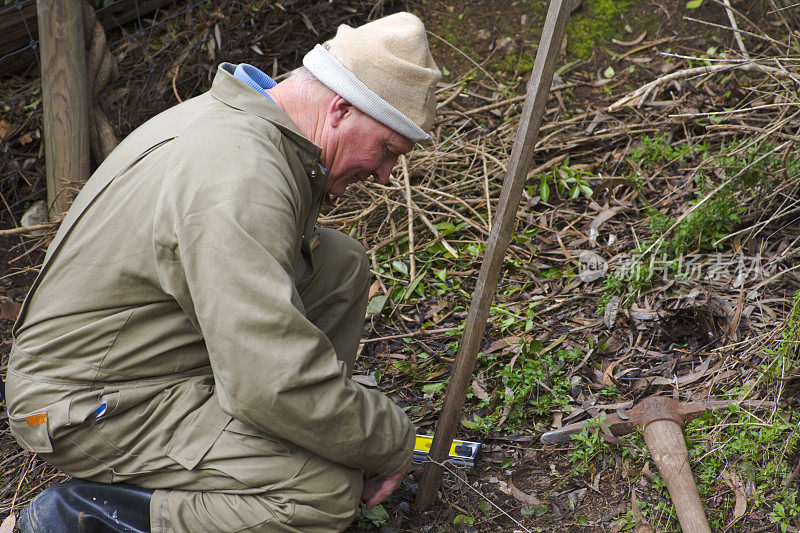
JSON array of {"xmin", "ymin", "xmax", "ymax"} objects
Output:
[{"xmin": 48, "ymin": 228, "xmax": 371, "ymax": 532}]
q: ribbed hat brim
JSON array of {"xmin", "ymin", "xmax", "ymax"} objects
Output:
[{"xmin": 303, "ymin": 44, "xmax": 432, "ymax": 142}]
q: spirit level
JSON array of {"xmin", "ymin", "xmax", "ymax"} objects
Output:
[{"xmin": 413, "ymin": 434, "xmax": 481, "ymax": 468}]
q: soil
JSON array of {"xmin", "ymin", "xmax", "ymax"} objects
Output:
[{"xmin": 0, "ymin": 0, "xmax": 796, "ymax": 531}]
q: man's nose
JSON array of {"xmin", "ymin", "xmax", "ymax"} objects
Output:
[{"xmin": 375, "ymin": 158, "xmax": 397, "ymax": 184}]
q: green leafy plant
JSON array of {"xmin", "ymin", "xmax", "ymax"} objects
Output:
[
  {"xmin": 356, "ymin": 503, "xmax": 389, "ymax": 527},
  {"xmin": 533, "ymin": 158, "xmax": 593, "ymax": 202},
  {"xmin": 569, "ymin": 415, "xmax": 612, "ymax": 474},
  {"xmin": 762, "ymin": 289, "xmax": 800, "ymax": 378},
  {"xmin": 453, "ymin": 513, "xmax": 475, "ymax": 526},
  {"xmin": 628, "ymin": 133, "xmax": 695, "ymax": 170},
  {"xmin": 463, "ymin": 339, "xmax": 583, "ymax": 434},
  {"xmin": 491, "ymin": 52, "xmax": 536, "ymax": 77},
  {"xmin": 599, "ymin": 138, "xmax": 797, "ymax": 309}
]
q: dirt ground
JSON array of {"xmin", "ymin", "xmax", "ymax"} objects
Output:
[{"xmin": 1, "ymin": 0, "xmax": 798, "ymax": 531}]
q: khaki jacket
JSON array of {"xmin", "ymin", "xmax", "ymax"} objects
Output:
[{"xmin": 7, "ymin": 63, "xmax": 414, "ymax": 477}]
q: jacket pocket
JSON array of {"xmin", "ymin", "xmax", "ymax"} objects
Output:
[
  {"xmin": 9, "ymin": 413, "xmax": 54, "ymax": 453},
  {"xmin": 165, "ymin": 394, "xmax": 230, "ymax": 470},
  {"xmin": 200, "ymin": 419, "xmax": 307, "ymax": 489}
]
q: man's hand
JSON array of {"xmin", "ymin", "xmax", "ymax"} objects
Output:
[{"xmin": 361, "ymin": 456, "xmax": 413, "ymax": 509}]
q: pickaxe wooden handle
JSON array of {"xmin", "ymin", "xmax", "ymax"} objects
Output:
[
  {"xmin": 541, "ymin": 397, "xmax": 772, "ymax": 533},
  {"xmin": 643, "ymin": 417, "xmax": 710, "ymax": 533}
]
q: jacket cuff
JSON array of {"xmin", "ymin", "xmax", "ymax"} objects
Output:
[{"xmin": 382, "ymin": 425, "xmax": 415, "ymax": 476}]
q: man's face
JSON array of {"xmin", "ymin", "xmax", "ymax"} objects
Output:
[{"xmin": 322, "ymin": 100, "xmax": 415, "ymax": 196}]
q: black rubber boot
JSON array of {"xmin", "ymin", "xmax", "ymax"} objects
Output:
[{"xmin": 18, "ymin": 479, "xmax": 154, "ymax": 533}]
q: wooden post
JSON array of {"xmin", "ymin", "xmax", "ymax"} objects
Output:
[
  {"xmin": 415, "ymin": 0, "xmax": 573, "ymax": 509},
  {"xmin": 37, "ymin": 0, "xmax": 90, "ymax": 217}
]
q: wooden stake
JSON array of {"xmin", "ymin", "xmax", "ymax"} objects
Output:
[
  {"xmin": 415, "ymin": 0, "xmax": 573, "ymax": 508},
  {"xmin": 37, "ymin": 0, "xmax": 90, "ymax": 217}
]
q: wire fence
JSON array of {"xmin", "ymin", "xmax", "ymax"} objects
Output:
[
  {"xmin": 0, "ymin": 0, "xmax": 395, "ymax": 226},
  {"xmin": 0, "ymin": 0, "xmax": 40, "ymax": 73}
]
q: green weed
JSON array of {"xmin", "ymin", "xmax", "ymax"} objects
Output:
[
  {"xmin": 356, "ymin": 503, "xmax": 389, "ymax": 528},
  {"xmin": 762, "ymin": 289, "xmax": 800, "ymax": 379},
  {"xmin": 491, "ymin": 52, "xmax": 536, "ymax": 77},
  {"xmin": 463, "ymin": 339, "xmax": 583, "ymax": 434},
  {"xmin": 568, "ymin": 415, "xmax": 612, "ymax": 474},
  {"xmin": 687, "ymin": 405, "xmax": 799, "ymax": 529},
  {"xmin": 598, "ymin": 138, "xmax": 797, "ymax": 307},
  {"xmin": 532, "ymin": 158, "xmax": 594, "ymax": 202},
  {"xmin": 628, "ymin": 133, "xmax": 698, "ymax": 169}
]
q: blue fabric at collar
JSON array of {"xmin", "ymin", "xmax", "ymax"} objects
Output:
[
  {"xmin": 232, "ymin": 63, "xmax": 327, "ymax": 173},
  {"xmin": 233, "ymin": 63, "xmax": 277, "ymax": 104}
]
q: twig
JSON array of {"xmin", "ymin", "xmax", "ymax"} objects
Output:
[
  {"xmin": 720, "ymin": 0, "xmax": 750, "ymax": 59},
  {"xmin": 614, "ymin": 36, "xmax": 675, "ymax": 61},
  {"xmin": 436, "ymin": 85, "xmax": 464, "ymax": 111},
  {"xmin": 362, "ymin": 327, "xmax": 454, "ymax": 343},
  {"xmin": 482, "ymin": 145, "xmax": 492, "ymax": 234},
  {"xmin": 0, "ymin": 224, "xmax": 55, "ymax": 236},
  {"xmin": 609, "ymin": 62, "xmax": 800, "ymax": 110},
  {"xmin": 400, "ymin": 155, "xmax": 416, "ymax": 282},
  {"xmin": 683, "ymin": 16, "xmax": 795, "ymax": 53},
  {"xmin": 9, "ymin": 455, "xmax": 34, "ymax": 515},
  {"xmin": 425, "ymin": 30, "xmax": 499, "ymax": 86},
  {"xmin": 705, "ymin": 123, "xmax": 800, "ymax": 143},
  {"xmin": 465, "ymin": 95, "xmax": 526, "ymax": 116}
]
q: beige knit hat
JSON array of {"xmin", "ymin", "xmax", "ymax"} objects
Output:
[{"xmin": 303, "ymin": 12, "xmax": 441, "ymax": 142}]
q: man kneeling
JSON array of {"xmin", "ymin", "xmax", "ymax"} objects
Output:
[{"xmin": 6, "ymin": 12, "xmax": 440, "ymax": 532}]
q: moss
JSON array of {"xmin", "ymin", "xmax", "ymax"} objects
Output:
[
  {"xmin": 566, "ymin": 0, "xmax": 639, "ymax": 58},
  {"xmin": 491, "ymin": 52, "xmax": 536, "ymax": 77}
]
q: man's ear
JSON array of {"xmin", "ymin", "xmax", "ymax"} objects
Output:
[{"xmin": 329, "ymin": 96, "xmax": 352, "ymax": 128}]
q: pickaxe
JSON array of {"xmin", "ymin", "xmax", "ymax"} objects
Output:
[{"xmin": 541, "ymin": 397, "xmax": 771, "ymax": 533}]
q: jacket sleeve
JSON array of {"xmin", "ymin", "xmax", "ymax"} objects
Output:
[{"xmin": 155, "ymin": 128, "xmax": 414, "ymax": 475}]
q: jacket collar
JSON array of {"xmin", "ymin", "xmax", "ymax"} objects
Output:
[{"xmin": 210, "ymin": 63, "xmax": 324, "ymax": 166}]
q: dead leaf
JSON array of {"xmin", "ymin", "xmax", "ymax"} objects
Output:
[
  {"xmin": 555, "ymin": 231, "xmax": 572, "ymax": 260},
  {"xmin": 551, "ymin": 410, "xmax": 563, "ymax": 429},
  {"xmin": 471, "ymin": 379, "xmax": 490, "ymax": 401},
  {"xmin": 0, "ymin": 300, "xmax": 21, "ymax": 321},
  {"xmin": 630, "ymin": 487, "xmax": 654, "ymax": 532},
  {"xmin": 496, "ymin": 479, "xmax": 510, "ymax": 495},
  {"xmin": 299, "ymin": 12, "xmax": 318, "ymax": 35},
  {"xmin": 17, "ymin": 132, "xmax": 33, "ymax": 145},
  {"xmin": 20, "ymin": 200, "xmax": 49, "ymax": 230},
  {"xmin": 604, "ymin": 295, "xmax": 620, "ymax": 328},
  {"xmin": 507, "ymin": 478, "xmax": 540, "ymax": 505},
  {"xmin": 351, "ymin": 374, "xmax": 378, "ymax": 388},
  {"xmin": 0, "ymin": 120, "xmax": 10, "ymax": 141},
  {"xmin": 367, "ymin": 280, "xmax": 381, "ymax": 300},
  {"xmin": 629, "ymin": 303, "xmax": 661, "ymax": 321},
  {"xmin": 603, "ymin": 354, "xmax": 632, "ymax": 386},
  {"xmin": 634, "ymin": 358, "xmax": 717, "ymax": 389},
  {"xmin": 497, "ymin": 398, "xmax": 512, "ymax": 427},
  {"xmin": 441, "ymin": 239, "xmax": 459, "ymax": 258},
  {"xmin": 585, "ymin": 111, "xmax": 609, "ymax": 135},
  {"xmin": 423, "ymin": 298, "xmax": 449, "ymax": 321},
  {"xmin": 588, "ymin": 207, "xmax": 623, "ymax": 242},
  {"xmin": 483, "ymin": 336, "xmax": 519, "ymax": 355},
  {"xmin": 214, "ymin": 24, "xmax": 222, "ymax": 51},
  {"xmin": 727, "ymin": 290, "xmax": 745, "ymax": 339},
  {"xmin": 722, "ymin": 468, "xmax": 747, "ymax": 519},
  {"xmin": 0, "ymin": 513, "xmax": 15, "ymax": 533}
]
